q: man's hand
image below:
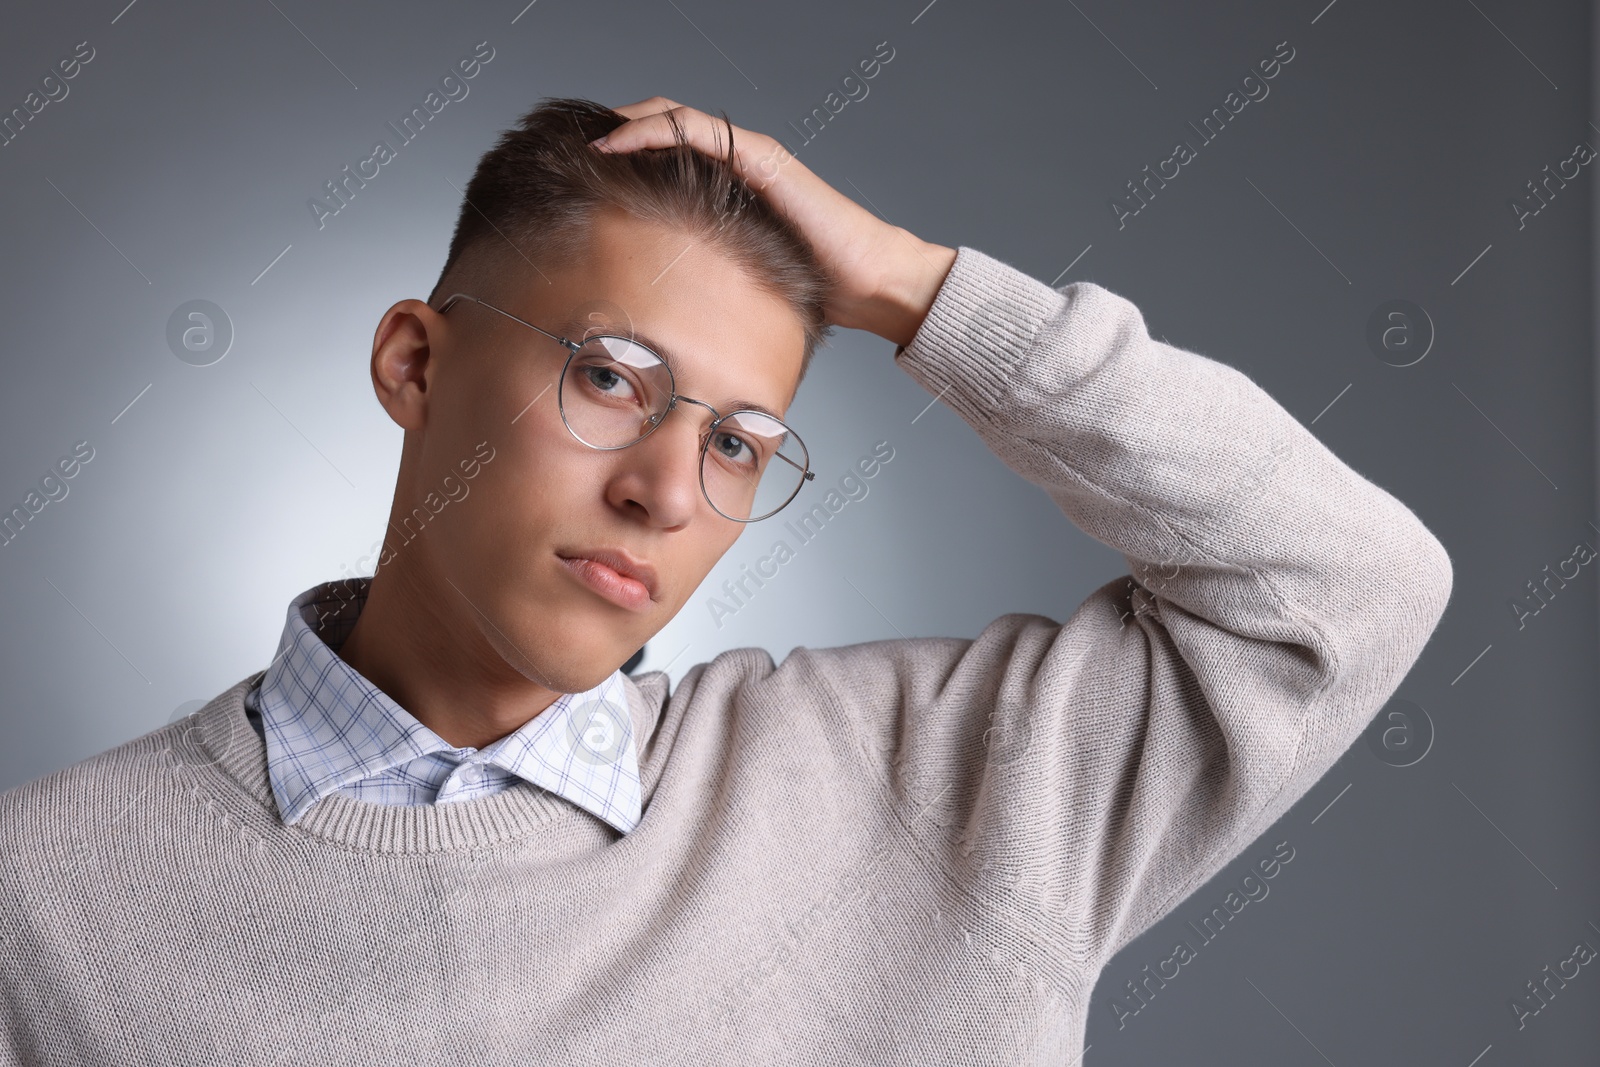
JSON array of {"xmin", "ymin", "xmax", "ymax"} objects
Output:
[{"xmin": 592, "ymin": 97, "xmax": 958, "ymax": 350}]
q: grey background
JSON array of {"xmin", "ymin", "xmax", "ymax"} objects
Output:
[{"xmin": 2, "ymin": 0, "xmax": 1597, "ymax": 1062}]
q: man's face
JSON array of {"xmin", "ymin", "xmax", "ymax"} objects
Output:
[{"xmin": 403, "ymin": 205, "xmax": 807, "ymax": 694}]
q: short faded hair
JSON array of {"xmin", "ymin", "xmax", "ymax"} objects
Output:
[{"xmin": 431, "ymin": 97, "xmax": 833, "ymax": 382}]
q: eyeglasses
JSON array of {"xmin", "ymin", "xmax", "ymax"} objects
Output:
[{"xmin": 435, "ymin": 292, "xmax": 814, "ymax": 523}]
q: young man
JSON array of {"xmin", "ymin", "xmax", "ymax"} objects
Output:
[{"xmin": 0, "ymin": 97, "xmax": 1452, "ymax": 1063}]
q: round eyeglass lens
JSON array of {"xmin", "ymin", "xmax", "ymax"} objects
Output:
[
  {"xmin": 699, "ymin": 409, "xmax": 809, "ymax": 522},
  {"xmin": 559, "ymin": 336, "xmax": 674, "ymax": 448}
]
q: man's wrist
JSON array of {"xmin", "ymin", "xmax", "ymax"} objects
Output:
[{"xmin": 865, "ymin": 233, "xmax": 958, "ymax": 350}]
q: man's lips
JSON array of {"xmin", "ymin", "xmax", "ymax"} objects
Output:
[{"xmin": 556, "ymin": 550, "xmax": 657, "ymax": 612}]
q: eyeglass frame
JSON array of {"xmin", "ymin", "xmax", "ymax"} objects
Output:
[{"xmin": 433, "ymin": 292, "xmax": 816, "ymax": 523}]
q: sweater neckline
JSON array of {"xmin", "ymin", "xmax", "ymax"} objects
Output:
[{"xmin": 185, "ymin": 669, "xmax": 670, "ymax": 853}]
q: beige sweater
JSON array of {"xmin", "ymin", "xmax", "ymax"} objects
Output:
[{"xmin": 0, "ymin": 246, "xmax": 1452, "ymax": 1065}]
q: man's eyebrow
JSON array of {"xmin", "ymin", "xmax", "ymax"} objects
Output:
[{"xmin": 577, "ymin": 321, "xmax": 787, "ymax": 423}]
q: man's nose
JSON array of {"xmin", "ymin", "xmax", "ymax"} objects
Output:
[{"xmin": 606, "ymin": 401, "xmax": 714, "ymax": 525}]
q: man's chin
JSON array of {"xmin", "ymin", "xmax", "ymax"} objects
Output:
[{"xmin": 505, "ymin": 612, "xmax": 646, "ymax": 689}]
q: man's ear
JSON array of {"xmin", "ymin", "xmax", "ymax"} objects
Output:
[{"xmin": 370, "ymin": 299, "xmax": 438, "ymax": 431}]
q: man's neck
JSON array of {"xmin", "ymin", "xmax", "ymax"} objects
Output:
[{"xmin": 336, "ymin": 559, "xmax": 566, "ymax": 751}]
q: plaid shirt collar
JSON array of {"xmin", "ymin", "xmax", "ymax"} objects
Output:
[{"xmin": 245, "ymin": 578, "xmax": 642, "ymax": 833}]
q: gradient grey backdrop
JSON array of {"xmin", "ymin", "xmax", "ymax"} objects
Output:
[{"xmin": 3, "ymin": 0, "xmax": 1597, "ymax": 1062}]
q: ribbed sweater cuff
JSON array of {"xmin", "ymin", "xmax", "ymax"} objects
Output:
[{"xmin": 892, "ymin": 245, "xmax": 1071, "ymax": 431}]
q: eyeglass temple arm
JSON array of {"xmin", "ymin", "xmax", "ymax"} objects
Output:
[
  {"xmin": 776, "ymin": 452, "xmax": 813, "ymax": 479},
  {"xmin": 434, "ymin": 293, "xmax": 578, "ymax": 352}
]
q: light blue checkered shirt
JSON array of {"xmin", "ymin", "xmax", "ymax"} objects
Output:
[{"xmin": 242, "ymin": 578, "xmax": 642, "ymax": 834}]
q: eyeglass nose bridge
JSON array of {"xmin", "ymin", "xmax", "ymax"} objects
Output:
[{"xmin": 638, "ymin": 391, "xmax": 726, "ymax": 449}]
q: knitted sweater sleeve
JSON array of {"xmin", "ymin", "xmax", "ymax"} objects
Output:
[{"xmin": 798, "ymin": 245, "xmax": 1453, "ymax": 972}]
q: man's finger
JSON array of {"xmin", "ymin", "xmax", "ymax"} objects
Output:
[
  {"xmin": 595, "ymin": 101, "xmax": 791, "ymax": 193},
  {"xmin": 595, "ymin": 105, "xmax": 738, "ymax": 161},
  {"xmin": 609, "ymin": 97, "xmax": 684, "ymax": 120}
]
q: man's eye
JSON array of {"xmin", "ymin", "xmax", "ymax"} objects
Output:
[
  {"xmin": 585, "ymin": 365, "xmax": 638, "ymax": 400},
  {"xmin": 714, "ymin": 432, "xmax": 758, "ymax": 467}
]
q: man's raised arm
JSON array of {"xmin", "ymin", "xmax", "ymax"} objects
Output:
[{"xmin": 800, "ymin": 243, "xmax": 1452, "ymax": 970}]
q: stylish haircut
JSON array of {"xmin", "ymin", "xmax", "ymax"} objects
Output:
[{"xmin": 431, "ymin": 97, "xmax": 833, "ymax": 384}]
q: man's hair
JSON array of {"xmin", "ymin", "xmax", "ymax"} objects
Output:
[{"xmin": 431, "ymin": 97, "xmax": 833, "ymax": 384}]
